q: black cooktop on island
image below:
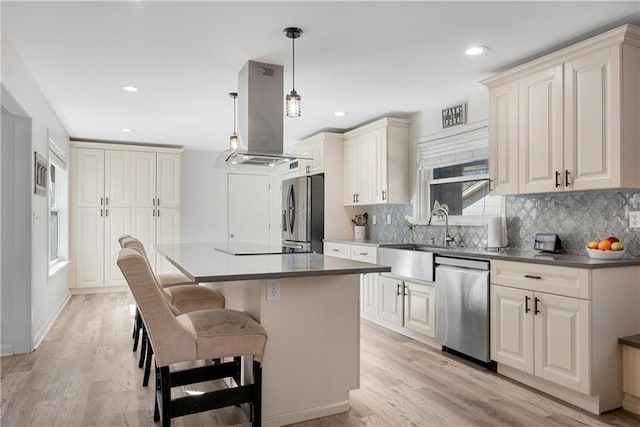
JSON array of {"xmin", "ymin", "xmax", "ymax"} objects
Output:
[{"xmin": 214, "ymin": 242, "xmax": 311, "ymax": 256}]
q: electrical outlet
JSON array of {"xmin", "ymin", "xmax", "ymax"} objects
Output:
[
  {"xmin": 266, "ymin": 279, "xmax": 280, "ymax": 301},
  {"xmin": 630, "ymin": 211, "xmax": 640, "ymax": 228},
  {"xmin": 387, "ymin": 214, "xmax": 392, "ymax": 225},
  {"xmin": 372, "ymin": 215, "xmax": 376, "ymax": 225}
]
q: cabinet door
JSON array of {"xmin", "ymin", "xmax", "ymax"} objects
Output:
[
  {"xmin": 403, "ymin": 281, "xmax": 436, "ymax": 338},
  {"xmin": 76, "ymin": 207, "xmax": 104, "ymax": 287},
  {"xmin": 518, "ymin": 65, "xmax": 564, "ymax": 194},
  {"xmin": 534, "ymin": 292, "xmax": 591, "ymax": 393},
  {"xmin": 490, "ymin": 285, "xmax": 534, "ymax": 374},
  {"xmin": 564, "ymin": 47, "xmax": 616, "ymax": 191},
  {"xmin": 131, "ymin": 207, "xmax": 157, "ymax": 270},
  {"xmin": 76, "ymin": 149, "xmax": 104, "ymax": 208},
  {"xmin": 372, "ymin": 128, "xmax": 388, "ymax": 203},
  {"xmin": 156, "ymin": 208, "xmax": 180, "ymax": 274},
  {"xmin": 308, "ymin": 139, "xmax": 324, "ymax": 175},
  {"xmin": 379, "ymin": 275, "xmax": 403, "ymax": 326},
  {"xmin": 357, "ymin": 133, "xmax": 376, "ymax": 205},
  {"xmin": 104, "ymin": 207, "xmax": 130, "ymax": 287},
  {"xmin": 104, "ymin": 150, "xmax": 131, "ymax": 208},
  {"xmin": 131, "ymin": 152, "xmax": 156, "ymax": 208},
  {"xmin": 489, "ymin": 82, "xmax": 519, "ymax": 195},
  {"xmin": 343, "ymin": 137, "xmax": 360, "ymax": 205},
  {"xmin": 156, "ymin": 153, "xmax": 181, "ymax": 208},
  {"xmin": 361, "ymin": 273, "xmax": 379, "ymax": 318}
]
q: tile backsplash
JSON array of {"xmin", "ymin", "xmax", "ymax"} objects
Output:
[{"xmin": 361, "ymin": 189, "xmax": 640, "ymax": 256}]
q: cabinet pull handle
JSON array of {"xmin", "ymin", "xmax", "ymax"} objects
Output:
[
  {"xmin": 105, "ymin": 197, "xmax": 109, "ymax": 206},
  {"xmin": 534, "ymin": 297, "xmax": 540, "ymax": 315},
  {"xmin": 157, "ymin": 199, "xmax": 160, "ymax": 206},
  {"xmin": 157, "ymin": 209, "xmax": 160, "ymax": 217},
  {"xmin": 382, "ymin": 190, "xmax": 386, "ymax": 201},
  {"xmin": 356, "ymin": 194, "xmax": 359, "ymax": 203},
  {"xmin": 153, "ymin": 209, "xmax": 156, "ymax": 217},
  {"xmin": 153, "ymin": 198, "xmax": 156, "ymax": 206},
  {"xmin": 404, "ymin": 284, "xmax": 408, "ymax": 296},
  {"xmin": 396, "ymin": 283, "xmax": 402, "ymax": 296},
  {"xmin": 352, "ymin": 194, "xmax": 355, "ymax": 203},
  {"xmin": 100, "ymin": 197, "xmax": 104, "ymax": 205},
  {"xmin": 565, "ymin": 170, "xmax": 570, "ymax": 187},
  {"xmin": 105, "ymin": 209, "xmax": 108, "ymax": 217},
  {"xmin": 100, "ymin": 209, "xmax": 103, "ymax": 217},
  {"xmin": 360, "ymin": 252, "xmax": 368, "ymax": 256},
  {"xmin": 332, "ymin": 248, "xmax": 339, "ymax": 252},
  {"xmin": 525, "ymin": 296, "xmax": 530, "ymax": 313},
  {"xmin": 524, "ymin": 274, "xmax": 541, "ymax": 280},
  {"xmin": 555, "ymin": 171, "xmax": 561, "ymax": 188},
  {"xmin": 306, "ymin": 165, "xmax": 310, "ymax": 173}
]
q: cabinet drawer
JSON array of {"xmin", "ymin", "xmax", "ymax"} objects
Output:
[
  {"xmin": 491, "ymin": 260, "xmax": 590, "ymax": 299},
  {"xmin": 324, "ymin": 242, "xmax": 351, "ymax": 259},
  {"xmin": 351, "ymin": 244, "xmax": 377, "ymax": 263}
]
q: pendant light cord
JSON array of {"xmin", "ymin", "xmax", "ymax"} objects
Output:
[
  {"xmin": 291, "ymin": 37, "xmax": 296, "ymax": 91},
  {"xmin": 233, "ymin": 95, "xmax": 237, "ymax": 133}
]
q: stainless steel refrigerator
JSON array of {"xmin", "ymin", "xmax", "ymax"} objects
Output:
[{"xmin": 282, "ymin": 175, "xmax": 324, "ymax": 253}]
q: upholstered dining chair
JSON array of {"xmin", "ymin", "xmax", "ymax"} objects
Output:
[
  {"xmin": 119, "ymin": 235, "xmax": 226, "ymax": 386},
  {"xmin": 117, "ymin": 247, "xmax": 266, "ymax": 426}
]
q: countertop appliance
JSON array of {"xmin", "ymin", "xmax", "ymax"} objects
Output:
[
  {"xmin": 282, "ymin": 175, "xmax": 324, "ymax": 253},
  {"xmin": 435, "ymin": 255, "xmax": 491, "ymax": 363},
  {"xmin": 534, "ymin": 233, "xmax": 561, "ymax": 253}
]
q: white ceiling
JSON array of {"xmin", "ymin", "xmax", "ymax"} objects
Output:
[{"xmin": 3, "ymin": 1, "xmax": 640, "ymax": 152}]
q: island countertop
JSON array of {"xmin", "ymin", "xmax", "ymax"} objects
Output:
[{"xmin": 155, "ymin": 242, "xmax": 391, "ymax": 283}]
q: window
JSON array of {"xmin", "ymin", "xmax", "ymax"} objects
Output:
[
  {"xmin": 416, "ymin": 123, "xmax": 503, "ymax": 224},
  {"xmin": 48, "ymin": 141, "xmax": 67, "ymax": 270}
]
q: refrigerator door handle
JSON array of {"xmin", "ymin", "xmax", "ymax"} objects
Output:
[{"xmin": 287, "ymin": 184, "xmax": 295, "ymax": 232}]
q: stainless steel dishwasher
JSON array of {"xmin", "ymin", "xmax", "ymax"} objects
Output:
[{"xmin": 435, "ymin": 255, "xmax": 490, "ymax": 363}]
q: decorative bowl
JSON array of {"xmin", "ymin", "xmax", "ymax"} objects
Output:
[{"xmin": 586, "ymin": 248, "xmax": 625, "ymax": 260}]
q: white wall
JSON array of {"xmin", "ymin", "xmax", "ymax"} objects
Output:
[
  {"xmin": 1, "ymin": 34, "xmax": 71, "ymax": 354},
  {"xmin": 180, "ymin": 150, "xmax": 281, "ymax": 245},
  {"xmin": 408, "ymin": 88, "xmax": 489, "ymax": 204}
]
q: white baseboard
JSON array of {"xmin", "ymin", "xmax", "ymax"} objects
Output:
[
  {"xmin": 33, "ymin": 292, "xmax": 71, "ymax": 350},
  {"xmin": 1, "ymin": 344, "xmax": 15, "ymax": 356},
  {"xmin": 263, "ymin": 400, "xmax": 350, "ymax": 427},
  {"xmin": 70, "ymin": 286, "xmax": 129, "ymax": 295}
]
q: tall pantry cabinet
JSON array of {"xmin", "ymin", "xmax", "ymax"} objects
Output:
[{"xmin": 71, "ymin": 142, "xmax": 182, "ymax": 290}]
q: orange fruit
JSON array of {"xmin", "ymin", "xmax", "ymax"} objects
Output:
[{"xmin": 598, "ymin": 240, "xmax": 612, "ymax": 251}]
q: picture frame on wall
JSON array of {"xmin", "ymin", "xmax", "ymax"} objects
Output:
[{"xmin": 34, "ymin": 151, "xmax": 47, "ymax": 196}]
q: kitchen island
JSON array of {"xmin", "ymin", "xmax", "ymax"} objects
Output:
[{"xmin": 155, "ymin": 242, "xmax": 391, "ymax": 427}]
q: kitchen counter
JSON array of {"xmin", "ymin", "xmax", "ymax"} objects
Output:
[
  {"xmin": 324, "ymin": 238, "xmax": 640, "ymax": 269},
  {"xmin": 619, "ymin": 334, "xmax": 640, "ymax": 349},
  {"xmin": 156, "ymin": 242, "xmax": 390, "ymax": 282},
  {"xmin": 154, "ymin": 242, "xmax": 389, "ymax": 427}
]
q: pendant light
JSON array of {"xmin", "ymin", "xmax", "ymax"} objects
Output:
[
  {"xmin": 229, "ymin": 92, "xmax": 238, "ymax": 151},
  {"xmin": 284, "ymin": 27, "xmax": 303, "ymax": 118}
]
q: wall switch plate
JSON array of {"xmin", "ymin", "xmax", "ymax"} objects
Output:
[
  {"xmin": 372, "ymin": 215, "xmax": 376, "ymax": 225},
  {"xmin": 630, "ymin": 211, "xmax": 640, "ymax": 228},
  {"xmin": 266, "ymin": 279, "xmax": 280, "ymax": 301},
  {"xmin": 386, "ymin": 214, "xmax": 391, "ymax": 225}
]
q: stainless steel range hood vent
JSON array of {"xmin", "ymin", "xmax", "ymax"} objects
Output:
[{"xmin": 222, "ymin": 60, "xmax": 311, "ymax": 166}]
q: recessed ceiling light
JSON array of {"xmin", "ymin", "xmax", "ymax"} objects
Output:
[
  {"xmin": 121, "ymin": 128, "xmax": 133, "ymax": 132},
  {"xmin": 465, "ymin": 46, "xmax": 488, "ymax": 56},
  {"xmin": 334, "ymin": 111, "xmax": 347, "ymax": 117},
  {"xmin": 122, "ymin": 86, "xmax": 139, "ymax": 92}
]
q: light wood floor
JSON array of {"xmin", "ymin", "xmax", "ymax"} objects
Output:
[{"xmin": 2, "ymin": 293, "xmax": 640, "ymax": 426}]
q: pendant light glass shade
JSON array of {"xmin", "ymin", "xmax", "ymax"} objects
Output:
[
  {"xmin": 284, "ymin": 27, "xmax": 303, "ymax": 118},
  {"xmin": 228, "ymin": 92, "xmax": 238, "ymax": 151}
]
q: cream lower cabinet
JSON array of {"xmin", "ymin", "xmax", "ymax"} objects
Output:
[
  {"xmin": 378, "ymin": 274, "xmax": 436, "ymax": 342},
  {"xmin": 490, "ymin": 259, "xmax": 640, "ymax": 414},
  {"xmin": 491, "ymin": 284, "xmax": 590, "ymax": 393}
]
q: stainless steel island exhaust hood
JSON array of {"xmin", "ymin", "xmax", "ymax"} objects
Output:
[{"xmin": 223, "ymin": 60, "xmax": 310, "ymax": 166}]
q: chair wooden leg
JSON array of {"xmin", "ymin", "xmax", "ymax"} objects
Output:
[
  {"xmin": 153, "ymin": 366, "xmax": 160, "ymax": 422},
  {"xmin": 159, "ymin": 366, "xmax": 171, "ymax": 427},
  {"xmin": 132, "ymin": 309, "xmax": 141, "ymax": 351},
  {"xmin": 139, "ymin": 326, "xmax": 147, "ymax": 368},
  {"xmin": 143, "ymin": 342, "xmax": 154, "ymax": 387},
  {"xmin": 252, "ymin": 360, "xmax": 262, "ymax": 427}
]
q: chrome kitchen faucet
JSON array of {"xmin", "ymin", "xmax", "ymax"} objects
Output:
[{"xmin": 428, "ymin": 207, "xmax": 455, "ymax": 246}]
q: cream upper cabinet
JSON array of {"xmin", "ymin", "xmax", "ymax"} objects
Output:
[
  {"xmin": 104, "ymin": 150, "xmax": 131, "ymax": 207},
  {"xmin": 483, "ymin": 24, "xmax": 640, "ymax": 195},
  {"xmin": 489, "ymin": 82, "xmax": 519, "ymax": 194},
  {"xmin": 131, "ymin": 152, "xmax": 156, "ymax": 208},
  {"xmin": 343, "ymin": 117, "xmax": 410, "ymax": 206},
  {"xmin": 518, "ymin": 65, "xmax": 564, "ymax": 194},
  {"xmin": 156, "ymin": 153, "xmax": 181, "ymax": 208},
  {"xmin": 76, "ymin": 148, "xmax": 105, "ymax": 207}
]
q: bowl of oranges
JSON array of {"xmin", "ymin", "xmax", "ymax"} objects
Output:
[{"xmin": 587, "ymin": 236, "xmax": 625, "ymax": 259}]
